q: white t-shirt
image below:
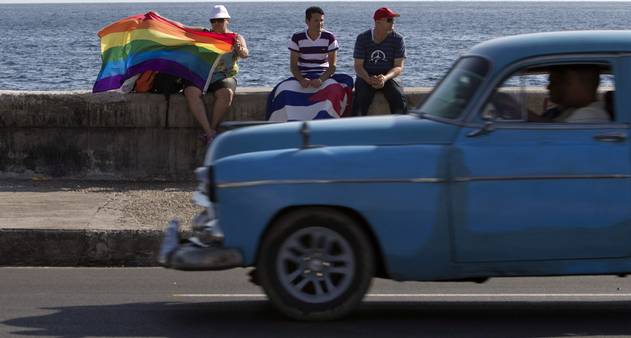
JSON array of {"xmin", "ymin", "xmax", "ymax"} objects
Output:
[{"xmin": 555, "ymin": 101, "xmax": 610, "ymax": 123}]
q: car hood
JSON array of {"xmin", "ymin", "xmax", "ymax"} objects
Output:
[{"xmin": 205, "ymin": 115, "xmax": 460, "ymax": 164}]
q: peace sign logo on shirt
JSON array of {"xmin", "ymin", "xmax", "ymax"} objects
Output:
[{"xmin": 369, "ymin": 50, "xmax": 387, "ymax": 64}]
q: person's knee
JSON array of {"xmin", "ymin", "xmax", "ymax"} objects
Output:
[
  {"xmin": 354, "ymin": 79, "xmax": 373, "ymax": 99},
  {"xmin": 184, "ymin": 86, "xmax": 202, "ymax": 99},
  {"xmin": 351, "ymin": 81, "xmax": 375, "ymax": 116},
  {"xmin": 215, "ymin": 88, "xmax": 234, "ymax": 107},
  {"xmin": 382, "ymin": 80, "xmax": 407, "ymax": 114},
  {"xmin": 354, "ymin": 77, "xmax": 370, "ymax": 91},
  {"xmin": 183, "ymin": 87, "xmax": 205, "ymax": 113}
]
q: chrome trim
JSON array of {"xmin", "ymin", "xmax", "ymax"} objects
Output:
[
  {"xmin": 217, "ymin": 174, "xmax": 631, "ymax": 188},
  {"xmin": 464, "ymin": 122, "xmax": 631, "ymax": 130},
  {"xmin": 217, "ymin": 177, "xmax": 447, "ymax": 188},
  {"xmin": 413, "ymin": 110, "xmax": 468, "ymax": 127},
  {"xmin": 454, "ymin": 174, "xmax": 631, "ymax": 182},
  {"xmin": 192, "ymin": 191, "xmax": 212, "ymax": 208}
]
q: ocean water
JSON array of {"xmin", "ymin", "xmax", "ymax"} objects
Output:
[{"xmin": 1, "ymin": 1, "xmax": 631, "ymax": 91}]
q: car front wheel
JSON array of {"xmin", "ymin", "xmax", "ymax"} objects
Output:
[{"xmin": 257, "ymin": 208, "xmax": 375, "ymax": 320}]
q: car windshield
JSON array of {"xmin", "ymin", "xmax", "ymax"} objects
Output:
[{"xmin": 417, "ymin": 56, "xmax": 490, "ymax": 119}]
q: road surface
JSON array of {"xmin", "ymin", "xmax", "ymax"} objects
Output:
[{"xmin": 2, "ymin": 267, "xmax": 631, "ymax": 337}]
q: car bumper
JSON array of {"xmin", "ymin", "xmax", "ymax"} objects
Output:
[
  {"xmin": 157, "ymin": 200, "xmax": 243, "ymax": 271},
  {"xmin": 162, "ymin": 242, "xmax": 243, "ymax": 271}
]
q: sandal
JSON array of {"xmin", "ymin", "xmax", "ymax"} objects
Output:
[{"xmin": 198, "ymin": 131, "xmax": 216, "ymax": 145}]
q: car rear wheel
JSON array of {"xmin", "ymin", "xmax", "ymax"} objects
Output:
[{"xmin": 257, "ymin": 208, "xmax": 375, "ymax": 320}]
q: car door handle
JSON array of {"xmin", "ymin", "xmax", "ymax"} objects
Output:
[{"xmin": 593, "ymin": 133, "xmax": 627, "ymax": 142}]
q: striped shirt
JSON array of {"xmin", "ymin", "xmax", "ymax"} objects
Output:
[{"xmin": 288, "ymin": 29, "xmax": 339, "ymax": 76}]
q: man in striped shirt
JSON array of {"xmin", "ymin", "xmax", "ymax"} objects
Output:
[
  {"xmin": 265, "ymin": 6, "xmax": 353, "ymax": 121},
  {"xmin": 288, "ymin": 6, "xmax": 339, "ymax": 88}
]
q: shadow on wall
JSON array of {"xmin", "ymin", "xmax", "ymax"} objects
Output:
[{"xmin": 0, "ymin": 180, "xmax": 196, "ymax": 193}]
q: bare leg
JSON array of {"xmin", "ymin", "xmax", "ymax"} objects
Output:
[
  {"xmin": 211, "ymin": 88, "xmax": 234, "ymax": 130},
  {"xmin": 184, "ymin": 86, "xmax": 214, "ymax": 138}
]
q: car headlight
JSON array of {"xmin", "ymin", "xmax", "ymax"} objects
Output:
[{"xmin": 194, "ymin": 166, "xmax": 216, "ymax": 202}]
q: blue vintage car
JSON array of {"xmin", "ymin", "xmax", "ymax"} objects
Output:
[{"xmin": 160, "ymin": 31, "xmax": 631, "ymax": 320}]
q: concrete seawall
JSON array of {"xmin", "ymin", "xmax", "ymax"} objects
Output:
[{"xmin": 0, "ymin": 88, "xmax": 430, "ymax": 180}]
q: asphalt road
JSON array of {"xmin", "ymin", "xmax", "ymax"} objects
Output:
[{"xmin": 2, "ymin": 267, "xmax": 631, "ymax": 337}]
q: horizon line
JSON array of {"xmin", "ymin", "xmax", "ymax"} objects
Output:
[{"xmin": 4, "ymin": 0, "xmax": 631, "ymax": 3}]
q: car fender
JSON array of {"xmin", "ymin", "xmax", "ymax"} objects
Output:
[{"xmin": 213, "ymin": 144, "xmax": 455, "ymax": 280}]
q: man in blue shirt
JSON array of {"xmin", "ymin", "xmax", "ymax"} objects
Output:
[{"xmin": 351, "ymin": 7, "xmax": 407, "ymax": 116}]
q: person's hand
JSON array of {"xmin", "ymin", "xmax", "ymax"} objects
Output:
[
  {"xmin": 373, "ymin": 75, "xmax": 386, "ymax": 89},
  {"xmin": 371, "ymin": 75, "xmax": 385, "ymax": 89},
  {"xmin": 233, "ymin": 35, "xmax": 243, "ymax": 55},
  {"xmin": 367, "ymin": 75, "xmax": 380, "ymax": 87},
  {"xmin": 309, "ymin": 78, "xmax": 323, "ymax": 88},
  {"xmin": 299, "ymin": 78, "xmax": 310, "ymax": 88}
]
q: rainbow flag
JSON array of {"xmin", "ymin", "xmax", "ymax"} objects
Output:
[{"xmin": 93, "ymin": 11, "xmax": 235, "ymax": 93}]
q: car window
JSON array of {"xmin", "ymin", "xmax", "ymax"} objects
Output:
[
  {"xmin": 419, "ymin": 56, "xmax": 489, "ymax": 119},
  {"xmin": 481, "ymin": 63, "xmax": 615, "ymax": 124}
]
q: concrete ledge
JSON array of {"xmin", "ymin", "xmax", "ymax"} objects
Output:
[
  {"xmin": 0, "ymin": 88, "xmax": 430, "ymax": 128},
  {"xmin": 1, "ymin": 128, "xmax": 205, "ymax": 180},
  {"xmin": 0, "ymin": 229, "xmax": 164, "ymax": 266},
  {"xmin": 0, "ymin": 91, "xmax": 168, "ymax": 128},
  {"xmin": 0, "ymin": 88, "xmax": 430, "ymax": 180}
]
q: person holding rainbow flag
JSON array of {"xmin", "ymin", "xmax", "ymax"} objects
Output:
[
  {"xmin": 93, "ymin": 4, "xmax": 248, "ymax": 144},
  {"xmin": 184, "ymin": 5, "xmax": 249, "ymax": 144}
]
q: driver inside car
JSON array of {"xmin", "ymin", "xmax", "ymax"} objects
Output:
[{"xmin": 529, "ymin": 65, "xmax": 610, "ymax": 123}]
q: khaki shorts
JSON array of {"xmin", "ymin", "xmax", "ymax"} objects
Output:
[{"xmin": 183, "ymin": 77, "xmax": 237, "ymax": 93}]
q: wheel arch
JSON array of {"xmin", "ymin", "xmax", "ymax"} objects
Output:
[{"xmin": 254, "ymin": 205, "xmax": 389, "ymax": 279}]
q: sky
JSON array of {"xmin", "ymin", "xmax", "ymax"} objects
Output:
[
  {"xmin": 4, "ymin": 0, "xmax": 395, "ymax": 3},
  {"xmin": 0, "ymin": 0, "xmax": 438, "ymax": 2},
  {"xmin": 2, "ymin": 0, "xmax": 631, "ymax": 3},
  {"xmin": 1, "ymin": 0, "xmax": 253, "ymax": 2},
  {"xmin": 1, "ymin": 0, "xmax": 411, "ymax": 3}
]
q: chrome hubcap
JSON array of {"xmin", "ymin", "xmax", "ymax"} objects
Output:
[{"xmin": 276, "ymin": 226, "xmax": 355, "ymax": 303}]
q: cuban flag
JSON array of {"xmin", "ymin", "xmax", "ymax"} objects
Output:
[{"xmin": 266, "ymin": 74, "xmax": 354, "ymax": 121}]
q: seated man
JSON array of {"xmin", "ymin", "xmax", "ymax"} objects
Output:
[
  {"xmin": 531, "ymin": 65, "xmax": 610, "ymax": 123},
  {"xmin": 351, "ymin": 7, "xmax": 407, "ymax": 116},
  {"xmin": 266, "ymin": 7, "xmax": 353, "ymax": 121}
]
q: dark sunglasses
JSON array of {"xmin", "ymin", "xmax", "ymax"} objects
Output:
[
  {"xmin": 210, "ymin": 18, "xmax": 226, "ymax": 24},
  {"xmin": 386, "ymin": 18, "xmax": 394, "ymax": 23}
]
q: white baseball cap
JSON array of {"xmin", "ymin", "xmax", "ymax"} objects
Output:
[{"xmin": 209, "ymin": 5, "xmax": 231, "ymax": 20}]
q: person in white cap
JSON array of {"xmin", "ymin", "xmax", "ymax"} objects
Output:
[
  {"xmin": 184, "ymin": 4, "xmax": 249, "ymax": 144},
  {"xmin": 352, "ymin": 7, "xmax": 406, "ymax": 116}
]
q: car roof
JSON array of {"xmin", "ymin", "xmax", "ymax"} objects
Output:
[{"xmin": 466, "ymin": 30, "xmax": 631, "ymax": 68}]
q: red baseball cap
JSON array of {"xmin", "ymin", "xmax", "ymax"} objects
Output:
[{"xmin": 373, "ymin": 7, "xmax": 400, "ymax": 21}]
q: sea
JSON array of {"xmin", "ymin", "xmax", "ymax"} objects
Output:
[{"xmin": 2, "ymin": 1, "xmax": 631, "ymax": 91}]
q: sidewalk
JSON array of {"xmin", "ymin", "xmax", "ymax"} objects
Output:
[{"xmin": 0, "ymin": 179, "xmax": 199, "ymax": 266}]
